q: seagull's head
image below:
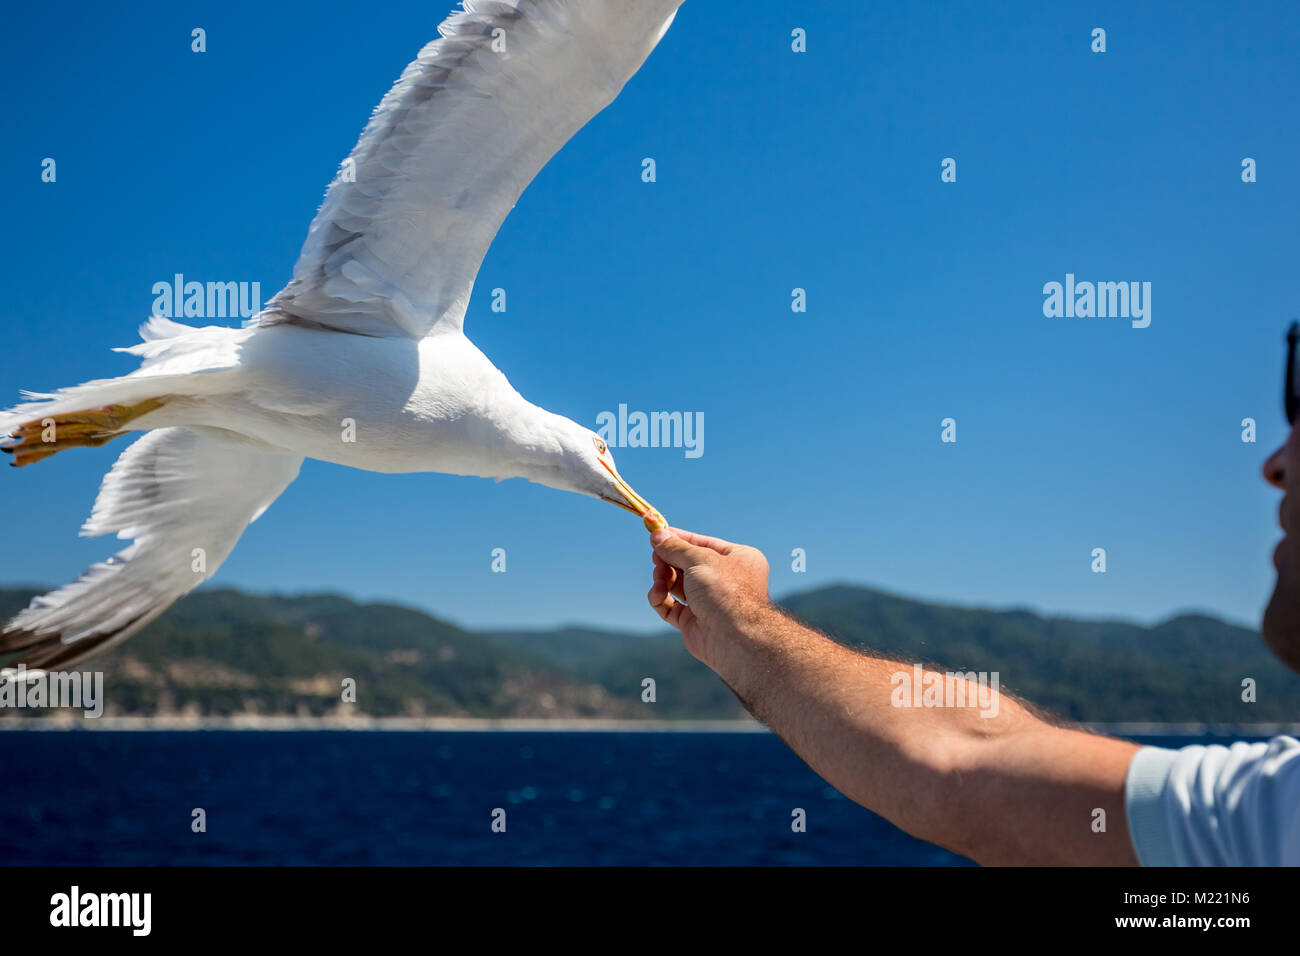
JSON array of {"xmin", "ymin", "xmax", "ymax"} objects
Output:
[{"xmin": 543, "ymin": 418, "xmax": 667, "ymax": 532}]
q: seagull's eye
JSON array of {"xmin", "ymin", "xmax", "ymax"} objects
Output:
[{"xmin": 593, "ymin": 437, "xmax": 607, "ymax": 456}]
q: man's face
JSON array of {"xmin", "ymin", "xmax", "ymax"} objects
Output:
[{"xmin": 1262, "ymin": 429, "xmax": 1300, "ymax": 672}]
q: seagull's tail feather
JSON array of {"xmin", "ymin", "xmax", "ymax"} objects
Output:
[
  {"xmin": 0, "ymin": 317, "xmax": 244, "ymax": 467},
  {"xmin": 0, "ymin": 427, "xmax": 302, "ymax": 680}
]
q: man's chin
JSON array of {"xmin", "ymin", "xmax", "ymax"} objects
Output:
[{"xmin": 1262, "ymin": 584, "xmax": 1300, "ymax": 674}]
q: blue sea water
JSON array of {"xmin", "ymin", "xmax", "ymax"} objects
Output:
[{"xmin": 0, "ymin": 731, "xmax": 1260, "ymax": 866}]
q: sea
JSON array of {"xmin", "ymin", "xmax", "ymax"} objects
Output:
[{"xmin": 0, "ymin": 731, "xmax": 1270, "ymax": 866}]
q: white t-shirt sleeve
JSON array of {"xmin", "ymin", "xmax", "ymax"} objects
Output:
[{"xmin": 1125, "ymin": 735, "xmax": 1300, "ymax": 866}]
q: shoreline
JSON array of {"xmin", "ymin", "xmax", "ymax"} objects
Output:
[
  {"xmin": 0, "ymin": 715, "xmax": 767, "ymax": 733},
  {"xmin": 1, "ymin": 716, "xmax": 1298, "ymax": 735}
]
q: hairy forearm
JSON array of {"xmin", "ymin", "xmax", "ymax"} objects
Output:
[{"xmin": 708, "ymin": 605, "xmax": 1139, "ymax": 865}]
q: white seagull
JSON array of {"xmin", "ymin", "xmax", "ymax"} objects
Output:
[{"xmin": 0, "ymin": 0, "xmax": 680, "ymax": 675}]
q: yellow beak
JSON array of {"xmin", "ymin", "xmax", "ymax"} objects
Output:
[{"xmin": 598, "ymin": 459, "xmax": 668, "ymax": 532}]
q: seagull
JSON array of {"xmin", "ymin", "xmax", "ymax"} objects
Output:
[{"xmin": 0, "ymin": 0, "xmax": 680, "ymax": 676}]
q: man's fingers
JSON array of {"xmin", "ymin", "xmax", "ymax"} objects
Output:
[
  {"xmin": 648, "ymin": 581, "xmax": 674, "ymax": 616},
  {"xmin": 647, "ymin": 582, "xmax": 694, "ymax": 632},
  {"xmin": 648, "ymin": 574, "xmax": 681, "ymax": 622},
  {"xmin": 647, "ymin": 527, "xmax": 721, "ymax": 635},
  {"xmin": 650, "ymin": 559, "xmax": 685, "ymax": 602},
  {"xmin": 651, "ymin": 559, "xmax": 673, "ymax": 593},
  {"xmin": 648, "ymin": 554, "xmax": 694, "ymax": 628}
]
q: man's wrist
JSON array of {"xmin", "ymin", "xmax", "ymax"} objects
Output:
[
  {"xmin": 707, "ymin": 600, "xmax": 786, "ymax": 677},
  {"xmin": 725, "ymin": 596, "xmax": 781, "ymax": 639}
]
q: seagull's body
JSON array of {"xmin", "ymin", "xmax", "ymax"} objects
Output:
[
  {"xmin": 119, "ymin": 320, "xmax": 571, "ymax": 478},
  {"xmin": 0, "ymin": 0, "xmax": 681, "ymax": 674}
]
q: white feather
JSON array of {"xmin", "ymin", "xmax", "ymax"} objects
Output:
[
  {"xmin": 263, "ymin": 0, "xmax": 683, "ymax": 338},
  {"xmin": 3, "ymin": 429, "xmax": 300, "ymax": 673}
]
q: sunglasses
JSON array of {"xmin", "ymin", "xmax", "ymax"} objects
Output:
[{"xmin": 1290, "ymin": 322, "xmax": 1300, "ymax": 425}]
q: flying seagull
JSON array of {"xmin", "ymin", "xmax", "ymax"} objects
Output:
[{"xmin": 0, "ymin": 0, "xmax": 680, "ymax": 676}]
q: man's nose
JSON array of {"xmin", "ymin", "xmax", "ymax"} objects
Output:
[{"xmin": 1263, "ymin": 433, "xmax": 1289, "ymax": 489}]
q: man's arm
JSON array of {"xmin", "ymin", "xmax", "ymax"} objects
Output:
[{"xmin": 647, "ymin": 527, "xmax": 1140, "ymax": 866}]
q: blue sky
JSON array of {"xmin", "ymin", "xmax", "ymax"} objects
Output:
[{"xmin": 2, "ymin": 0, "xmax": 1298, "ymax": 632}]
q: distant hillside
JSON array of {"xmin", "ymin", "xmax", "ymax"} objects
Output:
[
  {"xmin": 777, "ymin": 586, "xmax": 1293, "ymax": 723},
  {"xmin": 0, "ymin": 588, "xmax": 650, "ymax": 720},
  {"xmin": 483, "ymin": 624, "xmax": 744, "ymax": 718},
  {"xmin": 2, "ymin": 584, "xmax": 1297, "ymax": 722}
]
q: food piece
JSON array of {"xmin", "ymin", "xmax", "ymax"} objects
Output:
[{"xmin": 643, "ymin": 509, "xmax": 668, "ymax": 533}]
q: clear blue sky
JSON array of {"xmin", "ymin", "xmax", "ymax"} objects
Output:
[{"xmin": 2, "ymin": 1, "xmax": 1298, "ymax": 632}]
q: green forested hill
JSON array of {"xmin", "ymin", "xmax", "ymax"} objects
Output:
[
  {"xmin": 2, "ymin": 584, "xmax": 1297, "ymax": 722},
  {"xmin": 776, "ymin": 586, "xmax": 1292, "ymax": 723},
  {"xmin": 0, "ymin": 588, "xmax": 645, "ymax": 719}
]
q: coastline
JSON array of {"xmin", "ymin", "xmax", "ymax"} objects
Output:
[
  {"xmin": 1, "ymin": 715, "xmax": 1298, "ymax": 736},
  {"xmin": 0, "ymin": 715, "xmax": 768, "ymax": 732}
]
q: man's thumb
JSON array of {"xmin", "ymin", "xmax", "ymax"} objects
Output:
[{"xmin": 650, "ymin": 529, "xmax": 705, "ymax": 567}]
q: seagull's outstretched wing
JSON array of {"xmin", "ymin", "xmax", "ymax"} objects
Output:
[
  {"xmin": 261, "ymin": 0, "xmax": 683, "ymax": 340},
  {"xmin": 1, "ymin": 429, "xmax": 301, "ymax": 676}
]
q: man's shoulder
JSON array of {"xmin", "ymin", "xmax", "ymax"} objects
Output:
[{"xmin": 1125, "ymin": 734, "xmax": 1300, "ymax": 866}]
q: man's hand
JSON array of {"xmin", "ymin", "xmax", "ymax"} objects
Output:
[{"xmin": 647, "ymin": 527, "xmax": 773, "ymax": 668}]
